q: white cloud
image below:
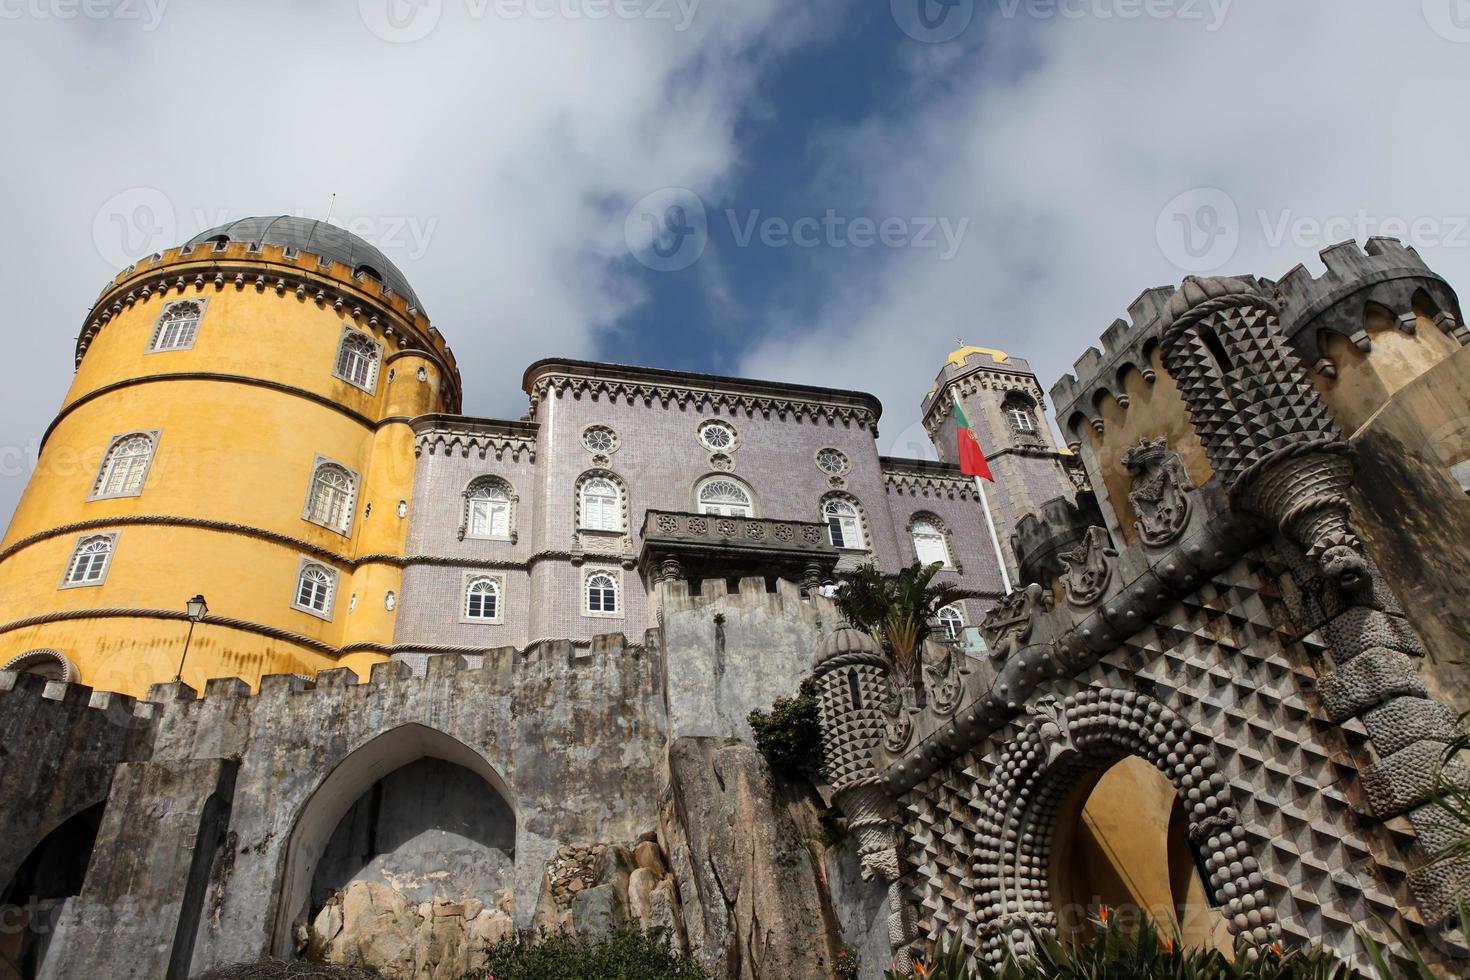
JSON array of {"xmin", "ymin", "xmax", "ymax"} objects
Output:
[
  {"xmin": 0, "ymin": 0, "xmax": 829, "ymax": 524},
  {"xmin": 740, "ymin": 2, "xmax": 1470, "ymax": 455}
]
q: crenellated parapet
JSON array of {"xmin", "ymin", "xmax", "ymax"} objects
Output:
[
  {"xmin": 1049, "ymin": 285, "xmax": 1177, "ymax": 447},
  {"xmin": 1010, "ymin": 493, "xmax": 1105, "ymax": 589},
  {"xmin": 1271, "ymin": 237, "xmax": 1467, "ymax": 376},
  {"xmin": 78, "ymin": 238, "xmax": 462, "ymax": 409}
]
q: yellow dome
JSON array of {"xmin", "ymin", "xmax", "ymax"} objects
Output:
[{"xmin": 947, "ymin": 344, "xmax": 1010, "ymax": 368}]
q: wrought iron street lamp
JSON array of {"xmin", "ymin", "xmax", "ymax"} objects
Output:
[{"xmin": 174, "ymin": 594, "xmax": 209, "ymax": 684}]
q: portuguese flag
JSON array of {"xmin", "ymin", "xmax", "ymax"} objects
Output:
[{"xmin": 953, "ymin": 394, "xmax": 994, "ymax": 481}]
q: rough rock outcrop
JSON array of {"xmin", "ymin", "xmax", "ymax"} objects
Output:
[
  {"xmin": 658, "ymin": 737, "xmax": 842, "ymax": 979},
  {"xmin": 308, "ymin": 880, "xmax": 512, "ymax": 979}
]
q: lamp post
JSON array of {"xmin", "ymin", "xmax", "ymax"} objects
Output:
[{"xmin": 174, "ymin": 594, "xmax": 208, "ymax": 685}]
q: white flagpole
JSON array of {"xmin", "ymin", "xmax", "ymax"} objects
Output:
[{"xmin": 975, "ymin": 475, "xmax": 1013, "ymax": 596}]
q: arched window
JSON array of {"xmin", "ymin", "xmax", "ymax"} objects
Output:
[
  {"xmin": 63, "ymin": 534, "xmax": 114, "ymax": 587},
  {"xmin": 912, "ymin": 518, "xmax": 952, "ymax": 568},
  {"xmin": 149, "ymin": 301, "xmax": 203, "ymax": 352},
  {"xmin": 465, "ymin": 479, "xmax": 513, "ymax": 540},
  {"xmin": 938, "ymin": 604, "xmax": 965, "ymax": 640},
  {"xmin": 92, "ymin": 432, "xmax": 155, "ymax": 499},
  {"xmin": 293, "ymin": 561, "xmax": 336, "ymax": 617},
  {"xmin": 580, "ymin": 477, "xmax": 622, "ymax": 531},
  {"xmin": 464, "ymin": 577, "xmax": 500, "ymax": 621},
  {"xmin": 1, "ymin": 649, "xmax": 75, "ymax": 682},
  {"xmin": 823, "ymin": 497, "xmax": 865, "ymax": 550},
  {"xmin": 334, "ymin": 330, "xmax": 381, "ymax": 392},
  {"xmin": 305, "ymin": 461, "xmax": 356, "ymax": 534},
  {"xmin": 697, "ymin": 478, "xmax": 754, "ymax": 518},
  {"xmin": 586, "ymin": 572, "xmax": 619, "ymax": 615},
  {"xmin": 1007, "ymin": 405, "xmax": 1037, "ymax": 433}
]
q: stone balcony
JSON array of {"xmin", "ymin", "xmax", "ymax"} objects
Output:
[{"xmin": 638, "ymin": 510, "xmax": 840, "ymax": 589}]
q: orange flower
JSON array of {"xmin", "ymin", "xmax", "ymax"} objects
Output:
[
  {"xmin": 914, "ymin": 962, "xmax": 930, "ymax": 978},
  {"xmin": 1271, "ymin": 941, "xmax": 1286, "ymax": 956},
  {"xmin": 1098, "ymin": 905, "xmax": 1112, "ymax": 926}
]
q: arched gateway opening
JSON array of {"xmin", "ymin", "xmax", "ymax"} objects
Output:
[
  {"xmin": 1051, "ymin": 757, "xmax": 1232, "ymax": 954},
  {"xmin": 0, "ymin": 803, "xmax": 104, "ymax": 979},
  {"xmin": 970, "ymin": 690, "xmax": 1278, "ymax": 965},
  {"xmin": 272, "ymin": 725, "xmax": 516, "ymax": 962}
]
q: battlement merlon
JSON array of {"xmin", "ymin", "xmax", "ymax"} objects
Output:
[
  {"xmin": 1048, "ymin": 285, "xmax": 1178, "ymax": 432},
  {"xmin": 80, "ymin": 239, "xmax": 462, "ymax": 409},
  {"xmin": 1270, "ymin": 237, "xmax": 1466, "ymax": 373}
]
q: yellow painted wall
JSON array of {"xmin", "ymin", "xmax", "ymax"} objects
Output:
[{"xmin": 0, "ymin": 246, "xmax": 451, "ymax": 696}]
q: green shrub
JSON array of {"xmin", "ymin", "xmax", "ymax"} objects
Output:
[
  {"xmin": 881, "ymin": 909, "xmax": 1446, "ymax": 979},
  {"xmin": 748, "ymin": 678, "xmax": 822, "ymax": 776},
  {"xmin": 834, "ymin": 942, "xmax": 862, "ymax": 980},
  {"xmin": 459, "ymin": 928, "xmax": 711, "ymax": 980}
]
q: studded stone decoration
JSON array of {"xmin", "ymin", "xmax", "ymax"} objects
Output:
[
  {"xmin": 966, "ymin": 689, "xmax": 1277, "ymax": 963},
  {"xmin": 1156, "ymin": 277, "xmax": 1365, "ymax": 592},
  {"xmin": 812, "ymin": 628, "xmax": 921, "ymax": 971},
  {"xmin": 1122, "ymin": 437, "xmax": 1194, "ymax": 547}
]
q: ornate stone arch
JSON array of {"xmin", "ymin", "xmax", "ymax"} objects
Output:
[
  {"xmin": 458, "ymin": 474, "xmax": 519, "ymax": 543},
  {"xmin": 691, "ymin": 472, "xmax": 758, "ymax": 518},
  {"xmin": 819, "ymin": 490, "xmax": 872, "ymax": 552},
  {"xmin": 969, "ymin": 688, "xmax": 1278, "ymax": 964},
  {"xmin": 2, "ymin": 648, "xmax": 76, "ymax": 683}
]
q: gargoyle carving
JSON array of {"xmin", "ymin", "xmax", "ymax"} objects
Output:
[
  {"xmin": 1058, "ymin": 526, "xmax": 1117, "ymax": 607},
  {"xmin": 1122, "ymin": 437, "xmax": 1194, "ymax": 547},
  {"xmin": 879, "ymin": 687, "xmax": 915, "ymax": 752},
  {"xmin": 923, "ymin": 644, "xmax": 965, "ymax": 717}
]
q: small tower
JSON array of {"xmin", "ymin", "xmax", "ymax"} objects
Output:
[
  {"xmin": 921, "ymin": 346, "xmax": 1079, "ymax": 577},
  {"xmin": 812, "ymin": 627, "xmax": 918, "ymax": 969}
]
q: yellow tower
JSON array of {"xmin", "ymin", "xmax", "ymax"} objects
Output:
[{"xmin": 0, "ymin": 217, "xmax": 460, "ymax": 696}]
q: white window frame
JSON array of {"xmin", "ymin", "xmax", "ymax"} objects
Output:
[
  {"xmin": 302, "ymin": 456, "xmax": 359, "ymax": 536},
  {"xmin": 291, "ymin": 558, "xmax": 338, "ymax": 620},
  {"xmin": 815, "ymin": 447, "xmax": 851, "ymax": 477},
  {"xmin": 584, "ymin": 569, "xmax": 622, "ymax": 618},
  {"xmin": 579, "ymin": 476, "xmax": 623, "ymax": 532},
  {"xmin": 461, "ymin": 573, "xmax": 505, "ymax": 624},
  {"xmin": 937, "ymin": 604, "xmax": 965, "ymax": 640},
  {"xmin": 823, "ymin": 497, "xmax": 866, "ymax": 551},
  {"xmin": 147, "ymin": 298, "xmax": 207, "ymax": 353},
  {"xmin": 911, "ymin": 518, "xmax": 953, "ymax": 569},
  {"xmin": 580, "ymin": 425, "xmax": 620, "ymax": 456},
  {"xmin": 332, "ymin": 326, "xmax": 383, "ymax": 394},
  {"xmin": 696, "ymin": 476, "xmax": 756, "ymax": 518},
  {"xmin": 1006, "ymin": 404, "xmax": 1037, "ymax": 433},
  {"xmin": 89, "ymin": 430, "xmax": 160, "ymax": 501},
  {"xmin": 59, "ymin": 532, "xmax": 117, "ymax": 589},
  {"xmin": 464, "ymin": 478, "xmax": 515, "ymax": 541}
]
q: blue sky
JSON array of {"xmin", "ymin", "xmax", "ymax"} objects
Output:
[{"xmin": 1, "ymin": 1, "xmax": 1469, "ymax": 526}]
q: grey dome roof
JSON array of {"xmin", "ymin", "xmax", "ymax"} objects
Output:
[{"xmin": 185, "ymin": 216, "xmax": 422, "ymax": 311}]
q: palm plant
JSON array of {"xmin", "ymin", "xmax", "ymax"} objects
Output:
[{"xmin": 833, "ymin": 561, "xmax": 981, "ymax": 705}]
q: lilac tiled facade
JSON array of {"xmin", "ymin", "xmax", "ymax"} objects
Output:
[{"xmin": 393, "ymin": 354, "xmax": 1076, "ymax": 652}]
